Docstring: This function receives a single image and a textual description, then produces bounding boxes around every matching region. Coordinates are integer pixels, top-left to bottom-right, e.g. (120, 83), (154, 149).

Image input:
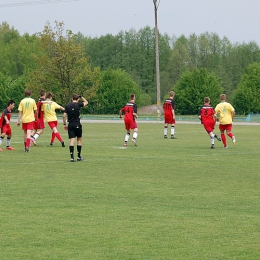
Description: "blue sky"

(1, 0), (260, 44)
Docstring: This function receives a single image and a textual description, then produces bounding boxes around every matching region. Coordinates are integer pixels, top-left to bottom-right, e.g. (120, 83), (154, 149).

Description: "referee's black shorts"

(68, 122), (82, 139)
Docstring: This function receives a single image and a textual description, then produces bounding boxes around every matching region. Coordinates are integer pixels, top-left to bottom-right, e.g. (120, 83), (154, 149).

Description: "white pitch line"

(112, 146), (127, 149)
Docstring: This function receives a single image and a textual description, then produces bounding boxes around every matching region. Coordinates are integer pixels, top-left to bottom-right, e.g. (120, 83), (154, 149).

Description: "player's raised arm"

(79, 96), (88, 107)
(41, 100), (53, 104)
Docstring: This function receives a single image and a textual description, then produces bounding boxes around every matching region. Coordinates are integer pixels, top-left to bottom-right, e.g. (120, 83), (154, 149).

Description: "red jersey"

(163, 98), (175, 117)
(37, 97), (45, 119)
(163, 97), (176, 124)
(0, 108), (12, 128)
(120, 102), (137, 123)
(199, 104), (215, 125)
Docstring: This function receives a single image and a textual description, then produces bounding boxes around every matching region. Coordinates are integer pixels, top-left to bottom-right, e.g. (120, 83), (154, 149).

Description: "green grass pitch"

(0, 122), (260, 259)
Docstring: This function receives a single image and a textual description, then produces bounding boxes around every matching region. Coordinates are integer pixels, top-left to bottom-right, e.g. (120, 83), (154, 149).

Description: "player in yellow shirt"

(17, 89), (37, 152)
(215, 94), (236, 148)
(42, 93), (65, 147)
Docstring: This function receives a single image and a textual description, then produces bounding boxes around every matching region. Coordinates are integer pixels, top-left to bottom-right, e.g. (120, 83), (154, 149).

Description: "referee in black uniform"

(63, 94), (88, 162)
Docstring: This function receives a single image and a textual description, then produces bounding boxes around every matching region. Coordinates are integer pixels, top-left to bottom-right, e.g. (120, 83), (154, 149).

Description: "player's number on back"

(46, 104), (51, 111)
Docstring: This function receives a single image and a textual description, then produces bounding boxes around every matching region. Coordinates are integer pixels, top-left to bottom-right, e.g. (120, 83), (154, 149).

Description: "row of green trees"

(1, 21), (260, 114)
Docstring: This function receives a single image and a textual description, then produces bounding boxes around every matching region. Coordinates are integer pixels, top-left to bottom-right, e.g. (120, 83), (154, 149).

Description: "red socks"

(221, 133), (226, 146)
(50, 132), (63, 143)
(227, 132), (233, 138)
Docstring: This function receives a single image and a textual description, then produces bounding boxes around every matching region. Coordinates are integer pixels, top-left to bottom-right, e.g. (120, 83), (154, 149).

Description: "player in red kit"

(198, 97), (221, 149)
(163, 91), (177, 139)
(119, 93), (138, 147)
(0, 100), (15, 151)
(30, 89), (46, 146)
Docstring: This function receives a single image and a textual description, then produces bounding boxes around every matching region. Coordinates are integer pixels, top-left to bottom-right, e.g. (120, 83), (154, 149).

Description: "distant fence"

(243, 113), (260, 122)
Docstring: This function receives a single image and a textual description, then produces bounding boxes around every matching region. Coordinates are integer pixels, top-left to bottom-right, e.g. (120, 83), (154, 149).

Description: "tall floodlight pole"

(153, 0), (161, 116)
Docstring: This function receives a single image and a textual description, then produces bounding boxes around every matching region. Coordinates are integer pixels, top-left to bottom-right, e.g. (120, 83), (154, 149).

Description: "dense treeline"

(1, 21), (260, 114)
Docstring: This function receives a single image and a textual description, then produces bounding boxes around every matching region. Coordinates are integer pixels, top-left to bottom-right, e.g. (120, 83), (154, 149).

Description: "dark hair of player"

(7, 100), (15, 106)
(72, 94), (80, 100)
(40, 89), (46, 96)
(46, 93), (53, 99)
(130, 93), (135, 100)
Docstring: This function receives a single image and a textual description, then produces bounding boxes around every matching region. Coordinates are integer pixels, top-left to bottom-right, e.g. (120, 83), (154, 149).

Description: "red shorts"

(48, 121), (58, 129)
(203, 122), (215, 133)
(22, 122), (34, 131)
(164, 116), (176, 124)
(124, 121), (138, 131)
(33, 118), (45, 130)
(219, 124), (232, 131)
(1, 124), (12, 136)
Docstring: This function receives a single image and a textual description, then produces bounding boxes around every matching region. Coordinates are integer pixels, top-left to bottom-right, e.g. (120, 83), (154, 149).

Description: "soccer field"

(1, 122), (260, 259)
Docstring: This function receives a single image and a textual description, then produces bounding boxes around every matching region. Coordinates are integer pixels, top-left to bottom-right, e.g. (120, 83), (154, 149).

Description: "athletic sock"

(51, 132), (55, 143)
(0, 137), (3, 146)
(125, 133), (130, 143)
(210, 134), (214, 145)
(164, 126), (167, 136)
(77, 145), (82, 158)
(6, 137), (11, 147)
(55, 132), (63, 142)
(221, 133), (227, 146)
(34, 133), (40, 140)
(227, 132), (233, 139)
(26, 138), (30, 148)
(171, 126), (175, 136)
(69, 146), (74, 159)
